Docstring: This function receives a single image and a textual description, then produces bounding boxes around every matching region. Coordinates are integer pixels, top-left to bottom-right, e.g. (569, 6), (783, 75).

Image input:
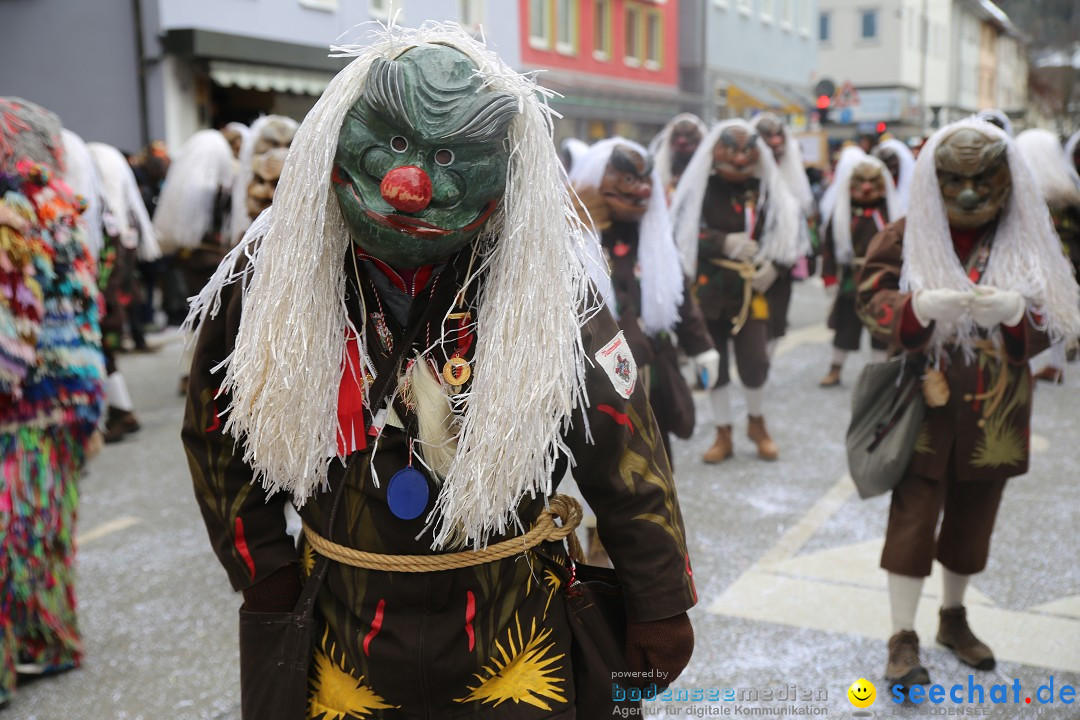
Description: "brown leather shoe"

(104, 407), (141, 444)
(937, 606), (995, 670)
(703, 425), (733, 464)
(1033, 366), (1064, 384)
(747, 416), (778, 460)
(819, 363), (843, 387)
(885, 629), (931, 688)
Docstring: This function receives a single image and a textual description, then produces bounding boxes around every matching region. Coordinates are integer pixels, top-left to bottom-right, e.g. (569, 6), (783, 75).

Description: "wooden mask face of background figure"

(851, 160), (886, 205)
(246, 147), (287, 219)
(670, 119), (703, 169)
(934, 128), (1011, 230)
(711, 126), (760, 184)
(600, 144), (653, 223)
(755, 113), (786, 163)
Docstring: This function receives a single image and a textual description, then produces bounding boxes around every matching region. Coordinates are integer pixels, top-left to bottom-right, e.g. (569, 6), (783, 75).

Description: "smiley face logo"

(848, 678), (876, 708)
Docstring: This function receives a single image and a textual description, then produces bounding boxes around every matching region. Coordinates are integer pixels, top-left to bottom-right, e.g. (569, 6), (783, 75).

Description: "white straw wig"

(153, 129), (235, 254)
(874, 138), (915, 215)
(187, 22), (601, 550)
(569, 137), (683, 336)
(649, 113), (707, 194)
(560, 137), (589, 173)
(88, 142), (162, 261)
(819, 146), (897, 266)
(60, 129), (104, 259)
(670, 118), (804, 276)
(1015, 129), (1080, 210)
(900, 118), (1080, 359)
(229, 115), (298, 245)
(752, 115), (815, 216)
(975, 109), (1013, 137)
(1066, 130), (1080, 169)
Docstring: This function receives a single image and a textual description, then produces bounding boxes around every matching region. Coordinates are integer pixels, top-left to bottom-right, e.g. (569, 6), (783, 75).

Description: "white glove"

(693, 348), (721, 390)
(722, 232), (759, 263)
(751, 261), (779, 294)
(970, 287), (1025, 328)
(910, 289), (973, 327)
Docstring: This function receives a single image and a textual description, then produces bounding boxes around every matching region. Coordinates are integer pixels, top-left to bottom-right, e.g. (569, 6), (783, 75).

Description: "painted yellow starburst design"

(456, 614), (567, 711)
(300, 541), (316, 579)
(308, 629), (397, 719)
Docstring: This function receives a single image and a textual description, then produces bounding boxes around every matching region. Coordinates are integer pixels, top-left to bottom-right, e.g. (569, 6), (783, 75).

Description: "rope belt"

(301, 494), (584, 572)
(710, 258), (759, 334)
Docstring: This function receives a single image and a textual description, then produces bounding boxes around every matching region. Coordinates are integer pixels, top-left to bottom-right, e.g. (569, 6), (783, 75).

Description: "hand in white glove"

(693, 348), (721, 390)
(970, 287), (1025, 328)
(722, 232), (759, 263)
(751, 261), (779, 294)
(910, 289), (973, 327)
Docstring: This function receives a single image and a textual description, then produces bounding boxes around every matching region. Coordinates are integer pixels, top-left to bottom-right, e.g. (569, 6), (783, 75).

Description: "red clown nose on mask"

(380, 165), (433, 213)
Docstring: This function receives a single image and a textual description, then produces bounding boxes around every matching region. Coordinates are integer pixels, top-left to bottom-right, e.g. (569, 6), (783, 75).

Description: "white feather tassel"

(408, 355), (458, 482)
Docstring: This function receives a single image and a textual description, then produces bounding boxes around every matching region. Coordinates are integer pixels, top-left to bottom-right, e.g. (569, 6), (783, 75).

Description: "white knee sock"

(941, 567), (970, 609)
(870, 349), (888, 363)
(105, 372), (134, 412)
(767, 338), (778, 358)
(888, 573), (925, 633)
(710, 384), (733, 426)
(745, 386), (765, 417)
(831, 348), (848, 367)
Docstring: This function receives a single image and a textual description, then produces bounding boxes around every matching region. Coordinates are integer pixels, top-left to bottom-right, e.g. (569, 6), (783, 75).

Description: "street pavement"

(9, 279), (1080, 719)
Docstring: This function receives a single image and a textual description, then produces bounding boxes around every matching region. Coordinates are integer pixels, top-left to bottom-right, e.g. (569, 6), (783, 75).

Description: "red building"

(518, 0), (686, 145)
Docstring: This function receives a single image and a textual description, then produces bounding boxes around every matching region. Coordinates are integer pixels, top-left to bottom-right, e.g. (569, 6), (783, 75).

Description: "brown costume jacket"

(856, 218), (1050, 483)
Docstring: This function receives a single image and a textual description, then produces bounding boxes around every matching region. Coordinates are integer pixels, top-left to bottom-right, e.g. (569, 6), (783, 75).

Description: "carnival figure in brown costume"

(183, 26), (695, 719)
(650, 113), (706, 201)
(856, 118), (1080, 690)
(671, 119), (804, 462)
(818, 147), (897, 386)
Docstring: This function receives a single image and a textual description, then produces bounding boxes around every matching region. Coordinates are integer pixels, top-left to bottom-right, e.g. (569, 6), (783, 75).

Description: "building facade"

(680, 0), (820, 126)
(816, 0), (1027, 139)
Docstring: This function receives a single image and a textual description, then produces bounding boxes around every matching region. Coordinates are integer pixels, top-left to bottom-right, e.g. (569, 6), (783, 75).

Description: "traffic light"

(876, 121), (887, 134)
(817, 95), (832, 125)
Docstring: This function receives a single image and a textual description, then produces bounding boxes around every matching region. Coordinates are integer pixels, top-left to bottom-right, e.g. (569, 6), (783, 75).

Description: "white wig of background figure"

(901, 118), (1080, 361)
(229, 115), (298, 245)
(1015, 129), (1080, 210)
(560, 137), (589, 173)
(1066, 130), (1080, 171)
(649, 113), (707, 194)
(751, 114), (815, 217)
(60, 129), (104, 259)
(975, 109), (1013, 137)
(569, 137), (684, 336)
(670, 118), (805, 277)
(873, 138), (916, 215)
(186, 22), (602, 550)
(88, 143), (162, 262)
(819, 146), (897, 266)
(153, 129), (235, 254)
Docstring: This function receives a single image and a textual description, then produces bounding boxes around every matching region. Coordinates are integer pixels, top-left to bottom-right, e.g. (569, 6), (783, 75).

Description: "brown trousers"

(881, 472), (1007, 578)
(705, 317), (770, 389)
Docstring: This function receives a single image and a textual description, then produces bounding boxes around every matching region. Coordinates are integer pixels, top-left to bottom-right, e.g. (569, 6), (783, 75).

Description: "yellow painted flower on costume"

(456, 614), (567, 711)
(308, 630), (397, 719)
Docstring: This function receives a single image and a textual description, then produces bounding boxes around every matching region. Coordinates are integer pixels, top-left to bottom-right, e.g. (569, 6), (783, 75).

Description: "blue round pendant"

(386, 467), (430, 521)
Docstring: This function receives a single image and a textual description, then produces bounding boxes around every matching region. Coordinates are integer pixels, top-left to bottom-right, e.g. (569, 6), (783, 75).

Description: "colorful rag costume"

(183, 25), (695, 719)
(0, 98), (105, 705)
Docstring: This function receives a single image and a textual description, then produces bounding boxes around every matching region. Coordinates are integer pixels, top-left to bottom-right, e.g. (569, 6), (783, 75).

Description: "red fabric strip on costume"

(363, 598), (386, 656)
(233, 517), (256, 581)
(356, 249), (435, 297)
(597, 404), (635, 434)
(337, 332), (367, 457)
(464, 590), (476, 651)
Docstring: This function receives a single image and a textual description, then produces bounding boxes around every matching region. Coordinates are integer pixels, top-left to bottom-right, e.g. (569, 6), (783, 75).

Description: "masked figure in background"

(753, 113), (815, 352)
(183, 27), (695, 719)
(874, 138), (915, 216)
(1015, 129), (1080, 384)
(0, 98), (105, 708)
(244, 148), (288, 225)
(222, 122), (249, 160)
(818, 148), (897, 386)
(85, 142), (163, 441)
(650, 113), (706, 201)
(153, 129), (236, 395)
(569, 138), (718, 461)
(229, 115), (298, 244)
(856, 119), (1080, 690)
(671, 119), (803, 463)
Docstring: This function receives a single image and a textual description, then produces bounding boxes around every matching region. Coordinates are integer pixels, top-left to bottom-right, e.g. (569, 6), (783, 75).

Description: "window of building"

(860, 9), (878, 40)
(760, 0), (773, 24)
(780, 0), (794, 29)
(555, 0), (577, 54)
(625, 4), (641, 66)
(530, 0), (552, 48)
(645, 10), (662, 68)
(819, 11), (830, 42)
(460, 0), (483, 30)
(594, 0), (612, 59)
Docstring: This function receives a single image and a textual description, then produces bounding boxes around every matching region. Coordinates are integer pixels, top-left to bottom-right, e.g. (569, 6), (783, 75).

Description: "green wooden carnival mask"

(332, 45), (518, 268)
(934, 128), (1011, 230)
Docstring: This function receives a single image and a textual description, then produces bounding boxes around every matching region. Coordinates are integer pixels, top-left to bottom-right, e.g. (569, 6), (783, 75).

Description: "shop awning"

(209, 60), (335, 96)
(726, 81), (783, 113)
